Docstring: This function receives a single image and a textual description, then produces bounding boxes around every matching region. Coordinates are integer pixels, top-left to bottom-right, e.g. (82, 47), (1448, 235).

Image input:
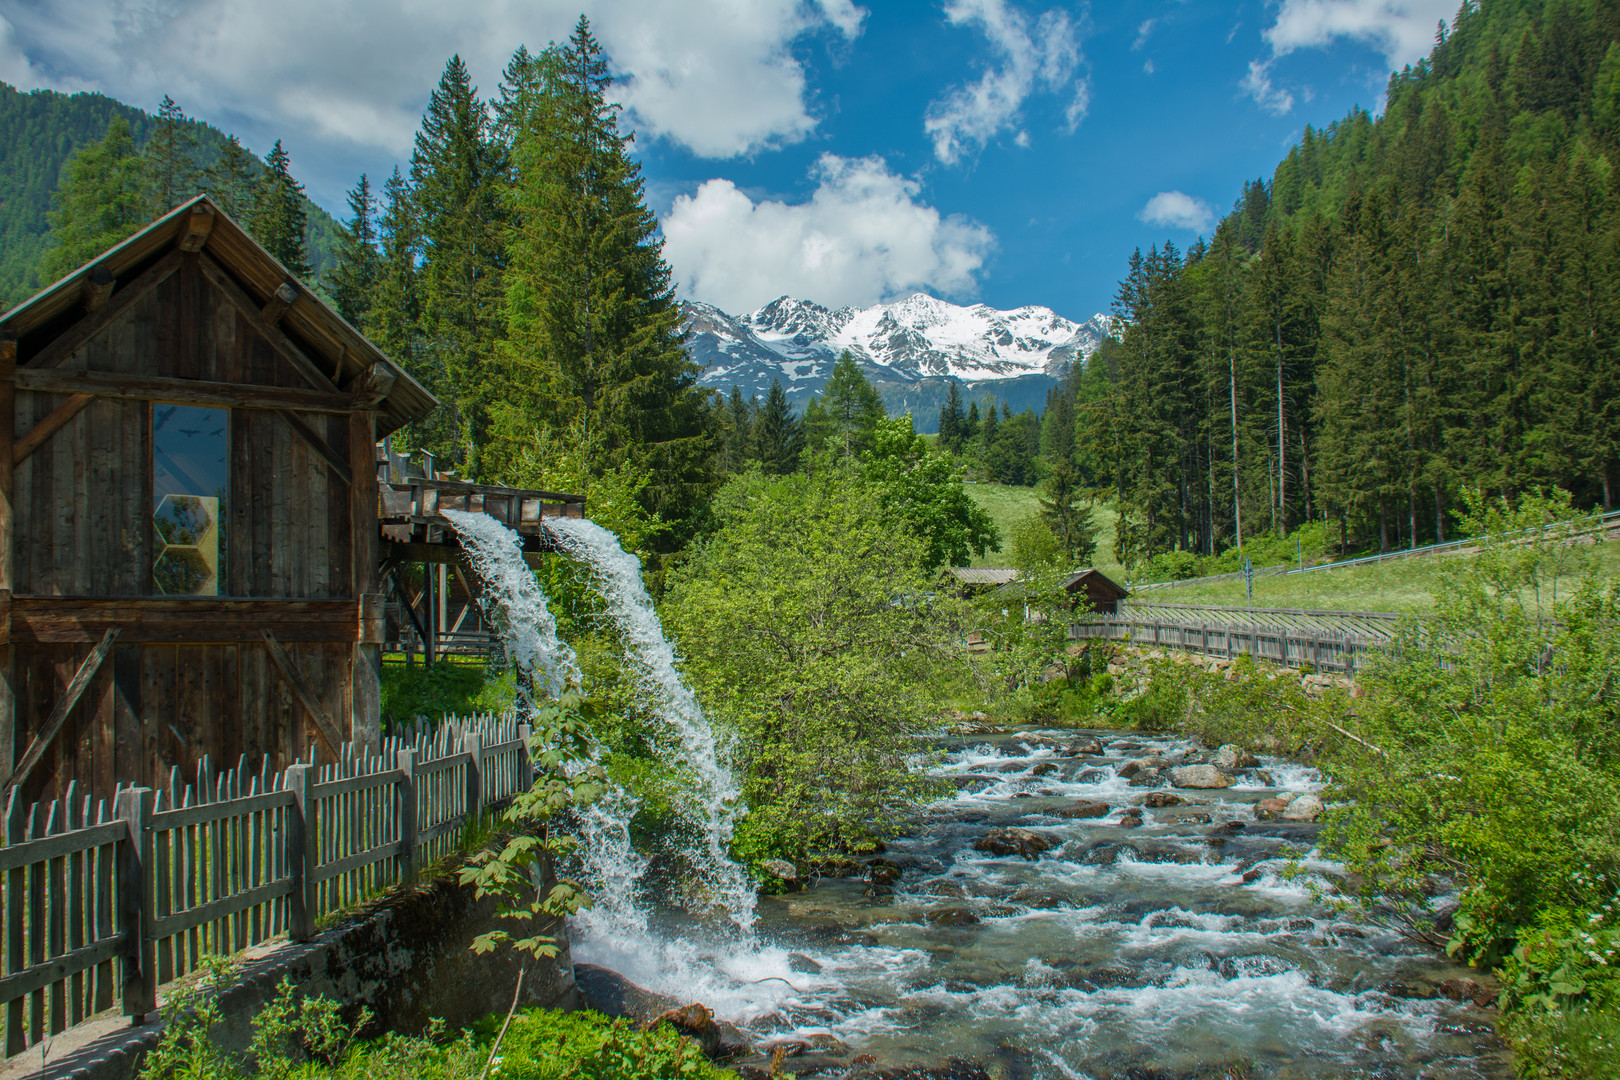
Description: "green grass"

(962, 483), (1125, 578)
(379, 656), (515, 729)
(1134, 536), (1620, 614)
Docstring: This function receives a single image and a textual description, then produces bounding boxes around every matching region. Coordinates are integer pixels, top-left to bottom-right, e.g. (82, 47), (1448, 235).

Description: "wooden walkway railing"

(0, 714), (535, 1059)
(1070, 607), (1398, 675)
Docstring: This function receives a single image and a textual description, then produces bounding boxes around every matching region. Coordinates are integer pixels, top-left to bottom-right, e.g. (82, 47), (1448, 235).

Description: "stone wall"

(2, 860), (577, 1080)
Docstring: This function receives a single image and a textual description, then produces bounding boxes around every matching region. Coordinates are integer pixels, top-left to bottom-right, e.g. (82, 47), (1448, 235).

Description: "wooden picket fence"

(0, 714), (535, 1059)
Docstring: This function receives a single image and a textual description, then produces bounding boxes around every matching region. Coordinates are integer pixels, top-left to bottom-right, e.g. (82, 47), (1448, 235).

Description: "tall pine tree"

(250, 140), (310, 277)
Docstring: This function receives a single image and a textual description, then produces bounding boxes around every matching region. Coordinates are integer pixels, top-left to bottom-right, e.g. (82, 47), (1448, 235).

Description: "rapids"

(573, 724), (1512, 1079)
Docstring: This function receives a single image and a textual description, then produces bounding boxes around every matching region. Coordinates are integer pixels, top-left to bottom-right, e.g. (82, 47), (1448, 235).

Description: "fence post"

(516, 724), (535, 791)
(465, 726), (484, 817)
(114, 787), (154, 1024)
(286, 765), (317, 941)
(396, 750), (417, 888)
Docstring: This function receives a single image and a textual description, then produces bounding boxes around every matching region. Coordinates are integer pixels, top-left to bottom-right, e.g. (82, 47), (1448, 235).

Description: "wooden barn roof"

(0, 195), (435, 438)
(945, 566), (1020, 586)
(1062, 568), (1129, 600)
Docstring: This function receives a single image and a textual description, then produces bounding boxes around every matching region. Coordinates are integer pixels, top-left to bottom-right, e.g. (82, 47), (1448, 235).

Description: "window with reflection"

(152, 404), (228, 595)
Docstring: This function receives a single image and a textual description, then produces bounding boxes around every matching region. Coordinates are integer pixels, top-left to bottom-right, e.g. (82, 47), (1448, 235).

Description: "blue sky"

(1, 0), (1459, 321)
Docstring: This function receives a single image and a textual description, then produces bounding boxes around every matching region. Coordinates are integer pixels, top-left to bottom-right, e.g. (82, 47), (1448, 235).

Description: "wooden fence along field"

(1070, 600), (1404, 675)
(0, 714), (534, 1059)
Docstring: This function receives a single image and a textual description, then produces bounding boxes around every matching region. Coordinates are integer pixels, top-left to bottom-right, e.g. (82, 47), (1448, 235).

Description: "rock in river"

(1214, 744), (1260, 770)
(1282, 794), (1326, 821)
(1169, 764), (1236, 789)
(758, 858), (805, 890)
(973, 826), (1053, 859)
(1053, 799), (1112, 819)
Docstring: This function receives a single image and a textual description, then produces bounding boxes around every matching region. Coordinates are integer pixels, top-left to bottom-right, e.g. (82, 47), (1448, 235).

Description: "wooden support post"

(4, 790), (23, 1053)
(423, 561), (436, 670)
(396, 750), (417, 887)
(516, 724), (534, 791)
(4, 628), (119, 800)
(349, 408), (381, 752)
(0, 334), (13, 794)
(115, 786), (154, 1024)
(285, 764), (317, 941)
(81, 264), (115, 312)
(465, 726), (483, 816)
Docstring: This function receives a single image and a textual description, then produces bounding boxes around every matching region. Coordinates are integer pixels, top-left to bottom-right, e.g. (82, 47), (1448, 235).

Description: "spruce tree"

(937, 380), (965, 451)
(754, 380), (805, 475)
(250, 140), (310, 277)
(412, 54), (507, 468)
(494, 21), (710, 532)
(1039, 455), (1096, 566)
(328, 173), (381, 327)
(206, 135), (258, 220)
(803, 351), (885, 458)
(39, 117), (147, 281)
(143, 94), (199, 216)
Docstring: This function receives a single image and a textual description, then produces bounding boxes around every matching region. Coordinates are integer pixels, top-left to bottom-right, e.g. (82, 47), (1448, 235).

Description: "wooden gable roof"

(0, 195), (435, 438)
(1062, 568), (1129, 601)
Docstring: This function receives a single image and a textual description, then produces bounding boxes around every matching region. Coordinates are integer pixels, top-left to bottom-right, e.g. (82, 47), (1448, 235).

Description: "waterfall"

(439, 508), (650, 930)
(438, 508), (579, 699)
(543, 516), (757, 934)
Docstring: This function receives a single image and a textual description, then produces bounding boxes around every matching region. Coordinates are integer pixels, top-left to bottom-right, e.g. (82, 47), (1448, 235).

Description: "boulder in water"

(1168, 764), (1236, 789)
(1438, 977), (1498, 1008)
(1067, 736), (1105, 756)
(1053, 799), (1112, 819)
(1127, 767), (1163, 787)
(1031, 762), (1060, 776)
(1253, 794), (1296, 820)
(1282, 794), (1326, 821)
(974, 826), (1053, 859)
(1117, 808), (1145, 828)
(1142, 792), (1185, 808)
(1157, 810), (1212, 825)
(758, 858), (805, 891)
(1073, 767), (1109, 784)
(1213, 744), (1260, 770)
(925, 905), (981, 927)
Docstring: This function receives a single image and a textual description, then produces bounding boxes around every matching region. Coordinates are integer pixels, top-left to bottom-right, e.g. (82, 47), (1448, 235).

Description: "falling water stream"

(440, 511), (1508, 1078)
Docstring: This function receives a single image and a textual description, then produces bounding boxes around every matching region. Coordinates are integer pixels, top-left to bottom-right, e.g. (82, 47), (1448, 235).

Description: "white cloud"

(1241, 60), (1295, 114)
(662, 154), (995, 313)
(1265, 0), (1457, 69)
(1138, 191), (1214, 232)
(0, 0), (863, 165)
(1133, 18), (1156, 51)
(924, 0), (1090, 165)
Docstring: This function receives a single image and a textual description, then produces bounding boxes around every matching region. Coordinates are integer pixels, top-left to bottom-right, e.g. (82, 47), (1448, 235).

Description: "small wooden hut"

(0, 196), (584, 804)
(1062, 569), (1129, 615)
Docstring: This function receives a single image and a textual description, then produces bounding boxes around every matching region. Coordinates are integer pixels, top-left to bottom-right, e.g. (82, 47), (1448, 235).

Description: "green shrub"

(480, 1008), (736, 1080)
(380, 661), (515, 729)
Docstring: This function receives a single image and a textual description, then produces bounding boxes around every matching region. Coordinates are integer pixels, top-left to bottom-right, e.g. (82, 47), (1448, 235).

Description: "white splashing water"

(439, 508), (579, 699)
(544, 515), (757, 935)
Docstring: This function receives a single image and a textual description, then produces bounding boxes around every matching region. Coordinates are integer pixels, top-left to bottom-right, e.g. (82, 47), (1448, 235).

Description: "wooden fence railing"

(1070, 613), (1388, 674)
(0, 714), (535, 1059)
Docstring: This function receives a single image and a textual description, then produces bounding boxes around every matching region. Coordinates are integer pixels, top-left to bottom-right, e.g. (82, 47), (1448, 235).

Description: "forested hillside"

(1065, 0), (1620, 571)
(0, 82), (343, 307)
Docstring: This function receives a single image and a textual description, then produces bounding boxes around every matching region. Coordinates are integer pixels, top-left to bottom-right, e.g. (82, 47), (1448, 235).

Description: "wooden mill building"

(0, 196), (583, 805)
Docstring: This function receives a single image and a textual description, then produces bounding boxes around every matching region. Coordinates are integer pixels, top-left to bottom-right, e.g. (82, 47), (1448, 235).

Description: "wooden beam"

(350, 361), (396, 407)
(260, 280), (299, 325)
(28, 250), (184, 370)
(350, 407), (382, 749)
(81, 264), (114, 312)
(276, 409), (352, 486)
(0, 337), (12, 790)
(382, 540), (549, 568)
(7, 596), (362, 644)
(178, 204), (215, 252)
(14, 368), (353, 414)
(260, 630), (344, 760)
(1, 628), (118, 798)
(12, 393), (93, 466)
(193, 253), (340, 394)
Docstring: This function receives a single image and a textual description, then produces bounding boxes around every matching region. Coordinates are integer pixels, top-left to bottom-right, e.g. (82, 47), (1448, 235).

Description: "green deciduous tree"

(664, 467), (964, 860)
(860, 415), (999, 571)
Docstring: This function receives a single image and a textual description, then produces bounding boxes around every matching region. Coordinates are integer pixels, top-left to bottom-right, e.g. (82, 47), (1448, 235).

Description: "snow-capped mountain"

(682, 294), (1113, 428)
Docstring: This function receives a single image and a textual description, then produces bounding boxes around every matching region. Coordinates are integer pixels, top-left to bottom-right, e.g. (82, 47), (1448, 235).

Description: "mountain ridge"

(681, 293), (1112, 431)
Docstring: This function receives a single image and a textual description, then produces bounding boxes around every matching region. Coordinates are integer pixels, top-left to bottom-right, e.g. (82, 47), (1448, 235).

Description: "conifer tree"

(803, 351), (886, 458)
(494, 21), (709, 533)
(250, 140), (310, 277)
(328, 173), (381, 327)
(412, 54), (507, 468)
(754, 380), (805, 475)
(39, 117), (147, 280)
(143, 94), (199, 216)
(206, 135), (258, 220)
(937, 380), (965, 451)
(1039, 455), (1096, 565)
